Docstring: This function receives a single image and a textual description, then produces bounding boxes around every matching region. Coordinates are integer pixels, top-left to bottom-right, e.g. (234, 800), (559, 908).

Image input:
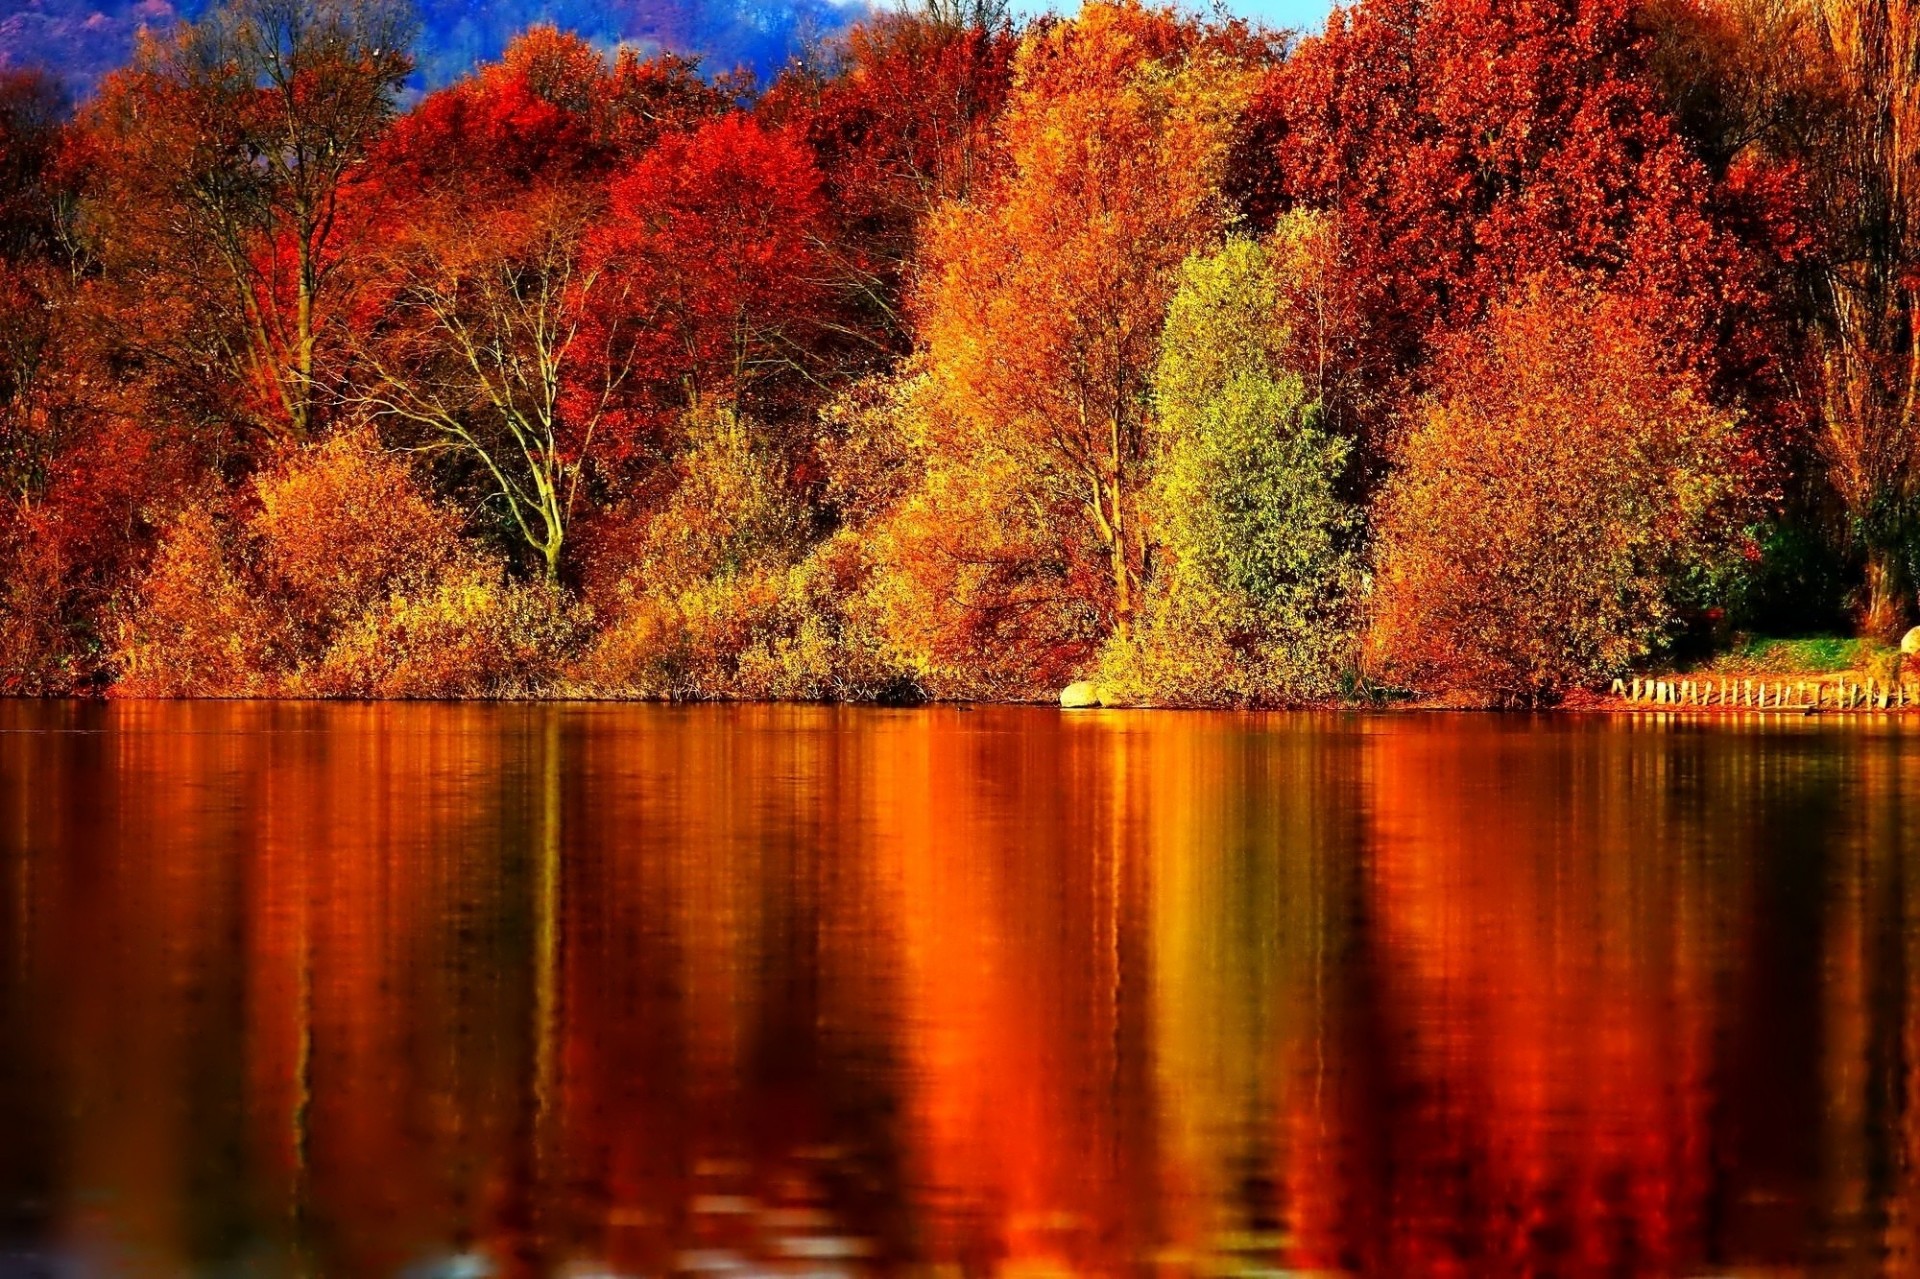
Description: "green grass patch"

(1697, 635), (1894, 676)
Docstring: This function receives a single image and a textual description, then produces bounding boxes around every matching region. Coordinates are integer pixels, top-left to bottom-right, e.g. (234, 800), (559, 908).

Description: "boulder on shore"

(1903, 627), (1920, 656)
(1059, 681), (1102, 709)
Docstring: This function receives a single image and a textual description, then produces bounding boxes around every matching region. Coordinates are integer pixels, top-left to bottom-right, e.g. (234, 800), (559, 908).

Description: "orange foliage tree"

(1799, 0), (1920, 634)
(894, 1), (1262, 692)
(1373, 285), (1743, 701)
(1646, 0), (1920, 635)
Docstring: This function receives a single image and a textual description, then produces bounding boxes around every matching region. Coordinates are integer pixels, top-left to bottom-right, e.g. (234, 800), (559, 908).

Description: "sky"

(1251, 0), (1331, 26)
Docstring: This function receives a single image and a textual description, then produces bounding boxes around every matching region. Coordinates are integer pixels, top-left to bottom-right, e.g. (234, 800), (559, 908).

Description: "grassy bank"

(1691, 636), (1902, 680)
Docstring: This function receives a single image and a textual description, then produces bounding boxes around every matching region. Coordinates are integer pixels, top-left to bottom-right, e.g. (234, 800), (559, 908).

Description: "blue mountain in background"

(0, 0), (870, 97)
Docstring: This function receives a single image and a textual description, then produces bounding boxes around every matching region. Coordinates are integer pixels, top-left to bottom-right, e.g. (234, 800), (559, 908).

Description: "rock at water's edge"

(1902, 627), (1920, 656)
(1060, 681), (1102, 709)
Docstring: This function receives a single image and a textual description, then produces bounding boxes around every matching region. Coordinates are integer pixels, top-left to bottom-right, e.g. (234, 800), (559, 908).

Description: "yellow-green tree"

(898, 1), (1259, 692)
(1103, 226), (1361, 704)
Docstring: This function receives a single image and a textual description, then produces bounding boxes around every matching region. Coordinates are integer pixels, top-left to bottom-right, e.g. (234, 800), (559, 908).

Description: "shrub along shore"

(3, 0), (1919, 707)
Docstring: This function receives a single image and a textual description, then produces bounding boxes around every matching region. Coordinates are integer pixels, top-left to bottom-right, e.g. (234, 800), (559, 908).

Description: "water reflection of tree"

(1818, 727), (1920, 1271)
(19, 708), (1920, 1275)
(1143, 715), (1365, 1272)
(1344, 719), (1737, 1274)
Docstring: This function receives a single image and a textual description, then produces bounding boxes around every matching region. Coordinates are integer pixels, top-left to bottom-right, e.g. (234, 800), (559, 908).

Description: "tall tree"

(762, 0), (1018, 353)
(352, 190), (623, 581)
(1799, 0), (1920, 634)
(78, 0), (413, 444)
(0, 70), (65, 264)
(909, 1), (1257, 658)
(583, 114), (832, 437)
(1238, 0), (1781, 459)
(350, 32), (745, 582)
(0, 70), (71, 510)
(1670, 0), (1920, 634)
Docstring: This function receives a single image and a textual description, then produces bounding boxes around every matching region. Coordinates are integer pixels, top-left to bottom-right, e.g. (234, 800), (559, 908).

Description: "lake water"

(3, 702), (1919, 1276)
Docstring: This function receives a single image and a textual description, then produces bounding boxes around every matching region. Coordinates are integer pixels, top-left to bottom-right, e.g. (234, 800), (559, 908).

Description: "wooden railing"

(1610, 676), (1914, 710)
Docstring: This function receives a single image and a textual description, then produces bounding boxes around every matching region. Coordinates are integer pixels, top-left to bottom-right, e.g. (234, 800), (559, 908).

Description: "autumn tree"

(0, 70), (69, 509)
(1649, 0), (1920, 635)
(373, 27), (729, 205)
(1101, 227), (1362, 704)
(118, 429), (578, 696)
(1790, 0), (1920, 635)
(903, 0), (1257, 684)
(345, 32), (746, 582)
(584, 113), (832, 436)
(0, 70), (90, 687)
(1238, 0), (1781, 458)
(1373, 285), (1743, 701)
(0, 70), (65, 263)
(351, 190), (625, 581)
(762, 0), (1017, 352)
(76, 0), (412, 444)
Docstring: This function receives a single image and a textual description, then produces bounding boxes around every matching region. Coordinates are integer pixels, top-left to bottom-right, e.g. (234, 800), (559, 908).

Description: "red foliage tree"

(1236, 0), (1801, 467)
(761, 7), (1018, 354)
(72, 0), (413, 443)
(373, 27), (730, 207)
(0, 67), (200, 689)
(583, 114), (832, 439)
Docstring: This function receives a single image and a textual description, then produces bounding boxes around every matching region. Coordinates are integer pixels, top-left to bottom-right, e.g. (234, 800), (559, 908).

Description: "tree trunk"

(1107, 480), (1131, 643)
(293, 264), (314, 441)
(1862, 542), (1910, 639)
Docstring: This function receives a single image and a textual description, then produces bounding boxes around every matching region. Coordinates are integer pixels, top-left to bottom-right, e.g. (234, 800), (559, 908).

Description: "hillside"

(0, 0), (867, 95)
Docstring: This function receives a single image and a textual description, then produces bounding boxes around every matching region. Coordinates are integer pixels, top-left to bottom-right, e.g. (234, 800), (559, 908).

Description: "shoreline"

(6, 687), (1920, 719)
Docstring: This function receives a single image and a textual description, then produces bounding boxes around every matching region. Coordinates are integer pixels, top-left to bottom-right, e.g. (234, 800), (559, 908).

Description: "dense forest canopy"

(0, 0), (1912, 704)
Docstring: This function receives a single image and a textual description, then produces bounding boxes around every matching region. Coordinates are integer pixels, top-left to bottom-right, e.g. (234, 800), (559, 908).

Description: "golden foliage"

(311, 570), (580, 698)
(904, 0), (1256, 685)
(116, 503), (287, 697)
(252, 427), (468, 633)
(116, 430), (580, 697)
(574, 406), (911, 699)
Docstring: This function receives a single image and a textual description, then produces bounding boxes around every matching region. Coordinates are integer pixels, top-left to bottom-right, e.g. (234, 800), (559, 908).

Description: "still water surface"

(2, 701), (1918, 1275)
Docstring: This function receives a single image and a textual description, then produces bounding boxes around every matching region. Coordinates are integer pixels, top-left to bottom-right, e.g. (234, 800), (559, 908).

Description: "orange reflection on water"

(5, 704), (1920, 1275)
